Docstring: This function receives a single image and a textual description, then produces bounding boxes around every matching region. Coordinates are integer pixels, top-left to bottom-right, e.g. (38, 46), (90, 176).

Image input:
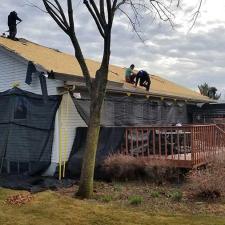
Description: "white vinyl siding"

(0, 48), (87, 176)
(51, 93), (87, 164)
(0, 48), (63, 94)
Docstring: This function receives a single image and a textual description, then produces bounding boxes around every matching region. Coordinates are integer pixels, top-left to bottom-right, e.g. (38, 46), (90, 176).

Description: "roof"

(0, 37), (212, 102)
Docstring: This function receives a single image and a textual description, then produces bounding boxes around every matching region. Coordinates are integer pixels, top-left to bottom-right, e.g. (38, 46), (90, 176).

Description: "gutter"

(59, 83), (214, 104)
(53, 74), (214, 103)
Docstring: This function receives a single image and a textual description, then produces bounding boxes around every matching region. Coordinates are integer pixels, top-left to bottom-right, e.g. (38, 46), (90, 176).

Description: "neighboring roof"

(0, 37), (212, 102)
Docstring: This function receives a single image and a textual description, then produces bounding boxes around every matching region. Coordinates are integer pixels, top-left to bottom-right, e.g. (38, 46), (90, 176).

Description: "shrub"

(113, 183), (123, 192)
(150, 191), (161, 198)
(187, 159), (225, 200)
(128, 195), (143, 205)
(102, 153), (182, 183)
(169, 190), (183, 202)
(101, 195), (113, 203)
(102, 154), (144, 181)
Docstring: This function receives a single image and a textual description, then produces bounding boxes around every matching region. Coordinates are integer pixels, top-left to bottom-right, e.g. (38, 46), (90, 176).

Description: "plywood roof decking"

(0, 37), (211, 102)
(0, 37), (123, 83)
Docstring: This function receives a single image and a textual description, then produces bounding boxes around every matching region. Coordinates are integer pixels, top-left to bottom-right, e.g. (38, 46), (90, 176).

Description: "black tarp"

(72, 93), (188, 127)
(0, 175), (75, 193)
(68, 93), (188, 178)
(0, 88), (61, 175)
(67, 127), (125, 178)
(189, 103), (225, 123)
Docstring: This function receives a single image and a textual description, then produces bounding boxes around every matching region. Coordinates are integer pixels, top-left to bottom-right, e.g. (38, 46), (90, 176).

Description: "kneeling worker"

(125, 64), (136, 84)
(135, 70), (151, 91)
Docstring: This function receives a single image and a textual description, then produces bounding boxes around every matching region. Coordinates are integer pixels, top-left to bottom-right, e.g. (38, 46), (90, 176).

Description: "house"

(0, 37), (214, 177)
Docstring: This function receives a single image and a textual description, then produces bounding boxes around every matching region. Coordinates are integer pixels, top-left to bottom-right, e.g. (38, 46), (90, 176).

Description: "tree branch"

(55, 0), (69, 28)
(118, 8), (145, 42)
(188, 0), (203, 32)
(106, 0), (112, 25)
(100, 0), (107, 24)
(83, 0), (105, 38)
(67, 0), (92, 92)
(23, 1), (47, 13)
(89, 0), (107, 28)
(42, 0), (92, 93)
(43, 1), (69, 33)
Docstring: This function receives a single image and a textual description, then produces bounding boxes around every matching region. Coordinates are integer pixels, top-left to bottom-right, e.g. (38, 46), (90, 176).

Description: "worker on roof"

(125, 64), (136, 84)
(8, 11), (22, 40)
(135, 70), (151, 91)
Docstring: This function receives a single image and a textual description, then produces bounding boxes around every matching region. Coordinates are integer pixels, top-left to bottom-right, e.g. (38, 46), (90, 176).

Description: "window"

(14, 98), (27, 120)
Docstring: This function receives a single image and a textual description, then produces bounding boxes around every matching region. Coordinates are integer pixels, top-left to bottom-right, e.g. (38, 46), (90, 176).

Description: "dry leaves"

(5, 193), (33, 206)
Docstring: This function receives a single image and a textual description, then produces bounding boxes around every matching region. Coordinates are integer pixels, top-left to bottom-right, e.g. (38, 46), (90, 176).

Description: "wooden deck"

(119, 124), (225, 168)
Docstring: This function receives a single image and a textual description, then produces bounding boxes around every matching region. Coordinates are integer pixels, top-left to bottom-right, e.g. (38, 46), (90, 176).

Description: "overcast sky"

(0, 0), (225, 99)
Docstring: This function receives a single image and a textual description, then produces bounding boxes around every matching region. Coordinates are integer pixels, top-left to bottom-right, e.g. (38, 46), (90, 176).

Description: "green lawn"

(0, 188), (225, 225)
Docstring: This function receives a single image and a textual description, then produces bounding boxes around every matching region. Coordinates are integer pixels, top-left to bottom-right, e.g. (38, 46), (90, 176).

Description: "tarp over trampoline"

(0, 88), (61, 175)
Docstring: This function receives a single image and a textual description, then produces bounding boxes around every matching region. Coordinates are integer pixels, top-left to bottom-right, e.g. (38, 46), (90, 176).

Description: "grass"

(1, 188), (225, 225)
(101, 195), (113, 202)
(169, 190), (183, 202)
(150, 190), (161, 198)
(113, 183), (123, 192)
(128, 195), (143, 205)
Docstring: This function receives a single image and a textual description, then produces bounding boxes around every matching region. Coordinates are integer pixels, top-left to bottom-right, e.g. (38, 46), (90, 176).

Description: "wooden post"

(142, 129), (144, 156)
(153, 128), (156, 158)
(171, 128), (174, 159)
(159, 129), (161, 158)
(191, 126), (195, 167)
(125, 128), (128, 155)
(136, 128), (139, 157)
(184, 128), (187, 161)
(177, 128), (180, 161)
(165, 129), (168, 159)
(147, 128), (150, 156)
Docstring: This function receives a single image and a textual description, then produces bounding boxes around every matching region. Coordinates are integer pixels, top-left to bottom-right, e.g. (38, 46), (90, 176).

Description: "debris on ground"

(5, 193), (33, 206)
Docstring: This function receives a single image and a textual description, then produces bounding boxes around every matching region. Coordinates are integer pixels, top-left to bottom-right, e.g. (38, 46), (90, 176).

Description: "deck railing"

(216, 123), (225, 132)
(120, 124), (225, 168)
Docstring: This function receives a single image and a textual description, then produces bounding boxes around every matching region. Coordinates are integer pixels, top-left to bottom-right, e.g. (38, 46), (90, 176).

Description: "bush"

(187, 160), (225, 200)
(169, 190), (183, 202)
(113, 183), (123, 192)
(102, 153), (182, 183)
(101, 195), (113, 203)
(102, 154), (145, 181)
(128, 195), (143, 205)
(150, 191), (161, 198)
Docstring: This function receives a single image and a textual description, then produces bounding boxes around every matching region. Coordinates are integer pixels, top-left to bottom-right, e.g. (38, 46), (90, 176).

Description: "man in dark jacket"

(8, 11), (22, 40)
(135, 70), (151, 91)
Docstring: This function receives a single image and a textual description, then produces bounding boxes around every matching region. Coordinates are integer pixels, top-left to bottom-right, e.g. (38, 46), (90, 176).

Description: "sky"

(0, 0), (225, 99)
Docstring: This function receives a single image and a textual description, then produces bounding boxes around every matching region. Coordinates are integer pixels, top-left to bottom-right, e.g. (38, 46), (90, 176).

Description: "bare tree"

(198, 83), (221, 100)
(198, 83), (210, 96)
(41, 0), (202, 198)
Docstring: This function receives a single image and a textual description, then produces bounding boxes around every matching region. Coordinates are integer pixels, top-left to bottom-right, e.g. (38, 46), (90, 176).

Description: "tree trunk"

(76, 97), (102, 198)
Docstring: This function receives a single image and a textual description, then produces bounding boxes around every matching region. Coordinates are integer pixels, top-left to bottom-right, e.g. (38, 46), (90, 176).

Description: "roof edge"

(62, 83), (214, 103)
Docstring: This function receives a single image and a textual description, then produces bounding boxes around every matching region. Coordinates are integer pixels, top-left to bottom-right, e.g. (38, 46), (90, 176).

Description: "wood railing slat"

(120, 124), (225, 169)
